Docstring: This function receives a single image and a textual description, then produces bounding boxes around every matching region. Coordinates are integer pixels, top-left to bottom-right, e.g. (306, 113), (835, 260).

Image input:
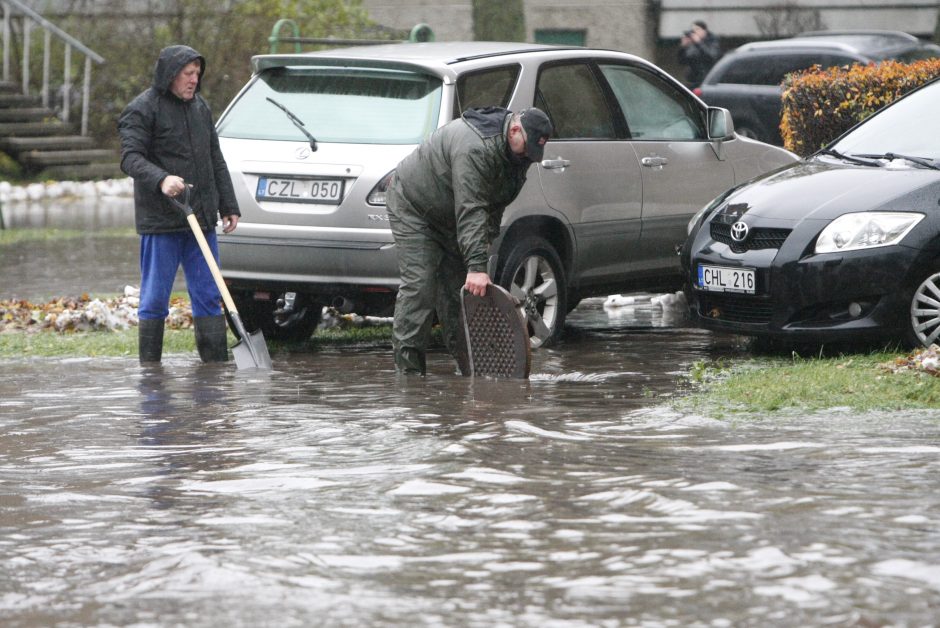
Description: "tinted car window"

(217, 67), (442, 144)
(454, 65), (520, 118)
(717, 53), (833, 86)
(599, 64), (705, 140)
(826, 54), (862, 68)
(896, 45), (940, 62)
(535, 62), (615, 139)
(715, 55), (768, 84)
(769, 54), (830, 83)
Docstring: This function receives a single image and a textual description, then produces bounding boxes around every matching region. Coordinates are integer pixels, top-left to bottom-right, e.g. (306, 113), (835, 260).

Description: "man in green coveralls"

(387, 106), (553, 374)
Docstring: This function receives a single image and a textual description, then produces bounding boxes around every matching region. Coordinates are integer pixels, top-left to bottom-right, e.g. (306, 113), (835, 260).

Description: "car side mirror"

(707, 107), (735, 141)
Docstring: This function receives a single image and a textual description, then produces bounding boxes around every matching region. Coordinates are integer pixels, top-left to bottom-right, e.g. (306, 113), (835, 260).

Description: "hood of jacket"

(152, 45), (205, 96)
(462, 106), (510, 139)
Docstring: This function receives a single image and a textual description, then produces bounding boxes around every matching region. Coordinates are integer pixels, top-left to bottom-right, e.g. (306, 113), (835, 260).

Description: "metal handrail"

(1, 0), (104, 135)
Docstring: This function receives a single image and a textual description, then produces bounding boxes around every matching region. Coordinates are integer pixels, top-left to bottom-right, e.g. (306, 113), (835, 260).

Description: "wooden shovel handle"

(167, 185), (239, 315)
(186, 213), (239, 315)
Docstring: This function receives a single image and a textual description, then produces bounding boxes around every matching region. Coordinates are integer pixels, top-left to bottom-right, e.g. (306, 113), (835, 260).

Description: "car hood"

(723, 159), (940, 222)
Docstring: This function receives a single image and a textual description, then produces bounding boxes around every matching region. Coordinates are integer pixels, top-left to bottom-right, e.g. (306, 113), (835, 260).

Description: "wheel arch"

(494, 215), (574, 285)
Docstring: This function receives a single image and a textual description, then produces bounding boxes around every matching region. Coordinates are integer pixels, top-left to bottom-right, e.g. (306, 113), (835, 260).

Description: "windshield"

(218, 66), (442, 144)
(832, 80), (940, 161)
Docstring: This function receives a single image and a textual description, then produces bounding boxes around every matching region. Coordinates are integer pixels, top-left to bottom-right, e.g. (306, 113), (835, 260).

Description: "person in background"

(387, 106), (553, 375)
(118, 45), (240, 365)
(678, 20), (722, 88)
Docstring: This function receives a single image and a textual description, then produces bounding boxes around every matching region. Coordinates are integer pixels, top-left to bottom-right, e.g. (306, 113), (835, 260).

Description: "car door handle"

(641, 156), (669, 168)
(541, 158), (570, 171)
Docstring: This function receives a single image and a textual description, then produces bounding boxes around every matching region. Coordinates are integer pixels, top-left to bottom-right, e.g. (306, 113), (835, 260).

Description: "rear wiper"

(854, 152), (940, 171)
(266, 97), (317, 152)
(816, 147), (882, 167)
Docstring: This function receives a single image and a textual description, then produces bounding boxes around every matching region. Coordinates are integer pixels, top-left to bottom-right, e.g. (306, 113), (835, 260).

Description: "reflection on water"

(0, 196), (176, 300)
(2, 308), (939, 626)
(1, 195), (134, 231)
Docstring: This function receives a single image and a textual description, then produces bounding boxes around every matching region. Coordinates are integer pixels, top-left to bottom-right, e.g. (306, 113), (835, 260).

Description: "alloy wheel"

(910, 271), (940, 346)
(507, 254), (559, 349)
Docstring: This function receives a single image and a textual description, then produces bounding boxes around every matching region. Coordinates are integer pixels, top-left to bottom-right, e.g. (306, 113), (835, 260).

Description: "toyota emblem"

(294, 146), (311, 160)
(730, 221), (749, 242)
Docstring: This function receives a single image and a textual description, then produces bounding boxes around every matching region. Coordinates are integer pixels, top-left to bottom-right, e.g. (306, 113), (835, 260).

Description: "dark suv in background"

(696, 30), (940, 145)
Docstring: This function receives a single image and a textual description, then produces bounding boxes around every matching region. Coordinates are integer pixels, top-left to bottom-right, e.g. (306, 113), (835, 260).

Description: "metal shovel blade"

(231, 328), (273, 370)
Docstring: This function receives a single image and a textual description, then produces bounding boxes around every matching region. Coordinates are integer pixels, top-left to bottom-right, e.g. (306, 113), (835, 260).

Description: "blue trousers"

(139, 231), (222, 320)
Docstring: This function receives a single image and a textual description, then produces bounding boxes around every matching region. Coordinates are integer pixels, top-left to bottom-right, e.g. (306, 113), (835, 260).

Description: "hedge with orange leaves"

(780, 58), (940, 157)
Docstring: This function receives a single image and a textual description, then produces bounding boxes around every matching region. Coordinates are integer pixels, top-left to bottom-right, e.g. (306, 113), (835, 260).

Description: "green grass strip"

(0, 324), (393, 359)
(678, 352), (940, 415)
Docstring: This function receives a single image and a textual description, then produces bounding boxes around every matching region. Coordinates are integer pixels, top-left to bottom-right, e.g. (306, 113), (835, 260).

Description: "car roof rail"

(796, 29), (920, 44)
(735, 39), (858, 54)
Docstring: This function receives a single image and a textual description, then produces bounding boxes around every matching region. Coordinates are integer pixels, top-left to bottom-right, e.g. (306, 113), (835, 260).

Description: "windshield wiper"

(853, 152), (940, 171)
(266, 97), (317, 152)
(816, 147), (882, 167)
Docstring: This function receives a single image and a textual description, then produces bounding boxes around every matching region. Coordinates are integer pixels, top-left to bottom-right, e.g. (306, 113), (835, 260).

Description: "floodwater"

(2, 197), (940, 626)
(0, 195), (176, 300)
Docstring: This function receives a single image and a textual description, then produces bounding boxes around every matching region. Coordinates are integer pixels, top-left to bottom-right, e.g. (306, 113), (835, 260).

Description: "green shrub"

(780, 58), (940, 156)
(0, 150), (23, 179)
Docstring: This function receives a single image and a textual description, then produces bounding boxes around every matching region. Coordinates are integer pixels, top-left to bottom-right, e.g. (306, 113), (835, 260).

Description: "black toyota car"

(682, 77), (940, 347)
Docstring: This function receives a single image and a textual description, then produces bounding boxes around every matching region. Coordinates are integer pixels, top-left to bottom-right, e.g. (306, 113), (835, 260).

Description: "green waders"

(389, 188), (465, 375)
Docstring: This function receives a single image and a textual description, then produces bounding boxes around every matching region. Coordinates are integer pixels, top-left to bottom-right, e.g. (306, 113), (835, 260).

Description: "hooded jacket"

(390, 106), (531, 272)
(118, 45), (239, 234)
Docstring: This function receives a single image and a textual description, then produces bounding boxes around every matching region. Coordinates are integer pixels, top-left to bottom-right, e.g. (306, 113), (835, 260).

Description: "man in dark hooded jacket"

(388, 106), (552, 374)
(118, 45), (240, 364)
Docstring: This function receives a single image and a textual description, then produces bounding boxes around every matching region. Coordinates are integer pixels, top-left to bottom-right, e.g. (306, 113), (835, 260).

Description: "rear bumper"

(218, 233), (400, 314)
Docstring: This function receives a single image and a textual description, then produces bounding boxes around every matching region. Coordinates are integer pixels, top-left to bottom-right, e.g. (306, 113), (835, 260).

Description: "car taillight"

(367, 170), (395, 206)
(692, 87), (703, 97)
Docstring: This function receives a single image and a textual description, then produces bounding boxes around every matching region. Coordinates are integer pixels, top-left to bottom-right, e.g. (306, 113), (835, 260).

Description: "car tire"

(907, 268), (940, 348)
(497, 236), (567, 349)
(228, 291), (322, 342)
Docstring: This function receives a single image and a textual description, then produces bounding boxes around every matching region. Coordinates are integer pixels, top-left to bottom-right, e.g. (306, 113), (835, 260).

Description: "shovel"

(168, 186), (272, 370)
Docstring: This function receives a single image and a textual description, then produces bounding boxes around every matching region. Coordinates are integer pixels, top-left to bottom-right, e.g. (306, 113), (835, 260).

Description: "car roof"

(250, 41), (582, 76)
(731, 30), (926, 59)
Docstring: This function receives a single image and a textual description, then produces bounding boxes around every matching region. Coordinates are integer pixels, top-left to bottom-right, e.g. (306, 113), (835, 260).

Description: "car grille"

(698, 293), (773, 325)
(710, 223), (791, 253)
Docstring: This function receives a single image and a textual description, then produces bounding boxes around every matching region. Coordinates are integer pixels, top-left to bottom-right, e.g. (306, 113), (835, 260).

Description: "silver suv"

(215, 42), (796, 346)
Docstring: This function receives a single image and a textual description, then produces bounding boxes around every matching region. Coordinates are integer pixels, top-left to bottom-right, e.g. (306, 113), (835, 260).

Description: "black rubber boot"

(194, 315), (229, 363)
(138, 318), (165, 364)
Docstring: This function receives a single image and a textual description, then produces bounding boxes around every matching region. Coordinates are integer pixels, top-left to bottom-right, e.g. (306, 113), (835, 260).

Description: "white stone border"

(0, 177), (134, 203)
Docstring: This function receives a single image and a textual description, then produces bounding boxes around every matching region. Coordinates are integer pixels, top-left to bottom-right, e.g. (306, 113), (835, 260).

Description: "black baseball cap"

(518, 108), (552, 162)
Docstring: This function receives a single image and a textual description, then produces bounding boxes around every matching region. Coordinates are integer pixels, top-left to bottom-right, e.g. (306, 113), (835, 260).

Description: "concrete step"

(38, 161), (124, 181)
(1, 135), (95, 153)
(20, 148), (118, 167)
(0, 121), (77, 138)
(0, 93), (42, 108)
(0, 107), (57, 122)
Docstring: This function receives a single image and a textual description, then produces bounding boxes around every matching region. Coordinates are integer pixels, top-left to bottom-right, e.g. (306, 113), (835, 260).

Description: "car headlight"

(815, 212), (924, 254)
